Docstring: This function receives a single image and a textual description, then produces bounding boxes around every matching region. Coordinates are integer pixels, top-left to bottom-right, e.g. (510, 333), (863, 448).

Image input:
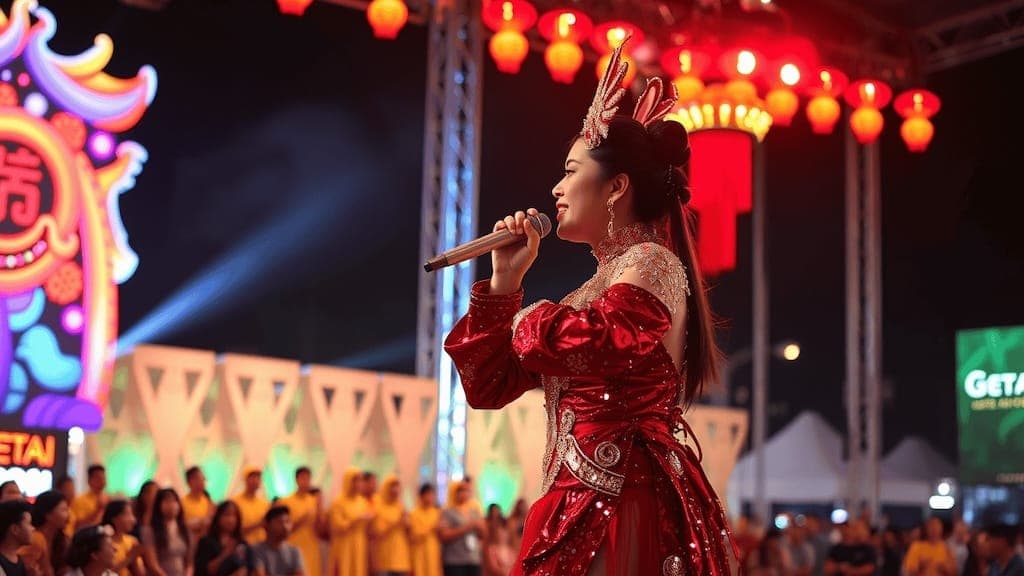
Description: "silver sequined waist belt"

(545, 407), (628, 496)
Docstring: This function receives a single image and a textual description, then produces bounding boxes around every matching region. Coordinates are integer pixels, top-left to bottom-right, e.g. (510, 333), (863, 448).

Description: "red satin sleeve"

(444, 280), (539, 409)
(511, 282), (672, 378)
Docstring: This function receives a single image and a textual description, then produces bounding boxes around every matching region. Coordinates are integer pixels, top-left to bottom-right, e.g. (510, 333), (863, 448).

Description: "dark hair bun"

(648, 120), (690, 167)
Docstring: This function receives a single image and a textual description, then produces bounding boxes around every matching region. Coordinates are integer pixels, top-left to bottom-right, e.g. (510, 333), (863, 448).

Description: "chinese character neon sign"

(0, 0), (156, 430)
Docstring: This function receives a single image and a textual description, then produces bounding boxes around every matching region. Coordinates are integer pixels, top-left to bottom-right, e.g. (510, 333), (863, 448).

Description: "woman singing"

(444, 39), (734, 576)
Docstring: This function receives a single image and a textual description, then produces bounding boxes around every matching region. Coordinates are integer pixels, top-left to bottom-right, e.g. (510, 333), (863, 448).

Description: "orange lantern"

(482, 0), (538, 74)
(843, 79), (892, 144)
(660, 45), (711, 103)
(718, 47), (762, 111)
(367, 0), (408, 39)
(277, 0), (313, 16)
(591, 21), (644, 87)
(805, 67), (848, 134)
(538, 9), (593, 84)
(765, 62), (802, 126)
(894, 89), (941, 152)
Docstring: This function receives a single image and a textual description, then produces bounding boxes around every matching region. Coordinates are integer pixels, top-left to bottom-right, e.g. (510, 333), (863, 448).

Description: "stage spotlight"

(330, 335), (417, 369)
(119, 106), (387, 353)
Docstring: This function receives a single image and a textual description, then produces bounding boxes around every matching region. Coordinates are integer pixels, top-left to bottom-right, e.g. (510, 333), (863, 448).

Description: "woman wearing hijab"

(327, 469), (374, 576)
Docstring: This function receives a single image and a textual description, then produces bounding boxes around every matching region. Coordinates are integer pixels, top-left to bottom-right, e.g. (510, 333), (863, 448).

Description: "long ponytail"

(667, 201), (720, 406)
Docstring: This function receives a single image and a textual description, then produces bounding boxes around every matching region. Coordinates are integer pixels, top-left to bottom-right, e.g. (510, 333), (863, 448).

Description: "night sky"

(11, 0), (1023, 461)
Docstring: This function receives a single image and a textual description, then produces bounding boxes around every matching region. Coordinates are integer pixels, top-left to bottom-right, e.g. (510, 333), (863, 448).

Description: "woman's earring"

(607, 201), (615, 236)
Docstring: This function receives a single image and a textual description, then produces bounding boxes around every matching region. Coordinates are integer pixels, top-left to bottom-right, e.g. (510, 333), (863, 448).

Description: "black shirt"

(828, 543), (878, 568)
(194, 536), (256, 576)
(0, 553), (26, 576)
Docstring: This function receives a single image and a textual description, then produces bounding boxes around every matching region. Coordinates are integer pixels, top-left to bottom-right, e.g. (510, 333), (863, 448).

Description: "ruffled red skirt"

(513, 422), (735, 576)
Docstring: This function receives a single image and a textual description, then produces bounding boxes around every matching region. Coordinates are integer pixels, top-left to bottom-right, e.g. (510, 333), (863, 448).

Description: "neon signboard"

(0, 0), (156, 431)
(957, 325), (1024, 484)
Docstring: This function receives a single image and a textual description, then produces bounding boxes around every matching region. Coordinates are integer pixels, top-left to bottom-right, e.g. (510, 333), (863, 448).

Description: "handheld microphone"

(423, 213), (552, 272)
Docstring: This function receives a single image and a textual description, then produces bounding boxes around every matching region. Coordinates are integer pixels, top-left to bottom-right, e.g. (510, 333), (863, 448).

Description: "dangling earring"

(607, 200), (616, 236)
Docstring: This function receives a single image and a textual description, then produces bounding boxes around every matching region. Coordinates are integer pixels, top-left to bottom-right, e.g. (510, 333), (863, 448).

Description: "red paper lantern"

(762, 35), (819, 87)
(367, 0), (408, 39)
(894, 89), (940, 117)
(849, 107), (884, 144)
(804, 67), (848, 134)
(672, 75), (705, 103)
(544, 41), (583, 84)
(590, 21), (644, 86)
(844, 79), (892, 144)
(765, 87), (798, 126)
(277, 0), (313, 16)
(661, 45), (710, 103)
(660, 45), (711, 78)
(764, 60), (802, 126)
(894, 89), (941, 152)
(899, 116), (935, 152)
(806, 95), (841, 134)
(490, 29), (530, 73)
(538, 9), (593, 83)
(482, 0), (538, 32)
(719, 47), (763, 81)
(482, 0), (538, 74)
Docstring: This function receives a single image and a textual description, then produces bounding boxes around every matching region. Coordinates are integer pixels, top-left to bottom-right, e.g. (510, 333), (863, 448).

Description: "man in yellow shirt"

(232, 466), (270, 543)
(72, 465), (108, 530)
(181, 466), (214, 542)
(279, 466), (321, 576)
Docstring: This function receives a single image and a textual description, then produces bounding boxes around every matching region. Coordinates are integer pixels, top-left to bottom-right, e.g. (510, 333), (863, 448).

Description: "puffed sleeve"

(511, 282), (672, 378)
(444, 280), (540, 409)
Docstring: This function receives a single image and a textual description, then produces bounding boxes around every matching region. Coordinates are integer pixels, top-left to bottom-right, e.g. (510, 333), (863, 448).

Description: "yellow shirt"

(279, 492), (321, 576)
(327, 495), (371, 576)
(373, 502), (411, 572)
(62, 507), (76, 539)
(112, 533), (140, 576)
(71, 492), (104, 529)
(408, 506), (441, 576)
(232, 492), (270, 543)
(181, 492), (214, 536)
(904, 540), (956, 576)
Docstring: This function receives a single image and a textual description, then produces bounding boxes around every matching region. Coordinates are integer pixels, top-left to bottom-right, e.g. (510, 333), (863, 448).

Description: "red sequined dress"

(444, 222), (735, 576)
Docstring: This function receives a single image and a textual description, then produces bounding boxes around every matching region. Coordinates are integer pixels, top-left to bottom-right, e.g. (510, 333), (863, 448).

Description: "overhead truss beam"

(913, 0), (1024, 73)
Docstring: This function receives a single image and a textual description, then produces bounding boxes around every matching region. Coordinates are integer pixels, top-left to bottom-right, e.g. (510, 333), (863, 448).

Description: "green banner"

(956, 326), (1024, 484)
